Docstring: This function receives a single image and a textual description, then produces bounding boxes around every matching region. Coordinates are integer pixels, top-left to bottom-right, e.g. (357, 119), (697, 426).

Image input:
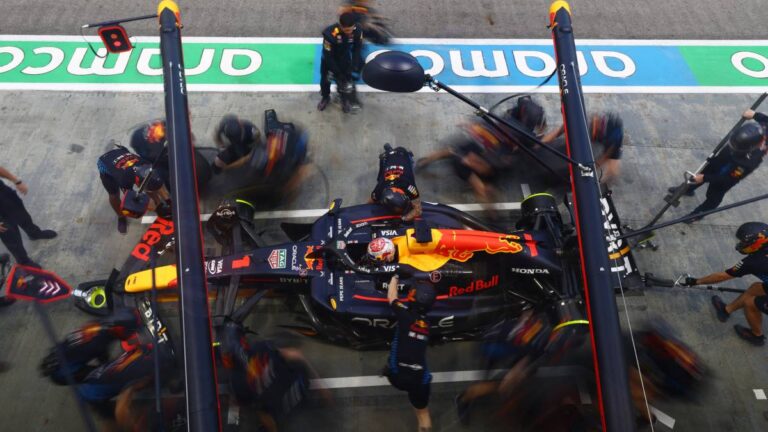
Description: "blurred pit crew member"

(370, 144), (422, 222)
(0, 165), (57, 268)
(668, 122), (766, 223)
(384, 276), (437, 432)
(453, 307), (594, 429)
(318, 12), (364, 113)
(111, 378), (186, 432)
(97, 146), (169, 234)
(337, 0), (392, 44)
(416, 96), (547, 207)
(40, 308), (174, 413)
(211, 114), (262, 174)
(694, 222), (768, 345)
(627, 323), (705, 426)
(218, 319), (327, 432)
(541, 112), (625, 187)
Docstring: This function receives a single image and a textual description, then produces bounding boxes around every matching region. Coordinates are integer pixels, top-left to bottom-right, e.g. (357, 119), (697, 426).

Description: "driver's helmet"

(380, 186), (410, 214)
(729, 123), (765, 154)
(735, 221), (768, 254)
(367, 237), (396, 262)
(411, 280), (436, 313)
(133, 165), (164, 192)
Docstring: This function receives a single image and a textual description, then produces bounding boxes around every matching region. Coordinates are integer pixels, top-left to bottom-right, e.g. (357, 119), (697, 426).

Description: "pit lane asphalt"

(1, 1), (768, 431)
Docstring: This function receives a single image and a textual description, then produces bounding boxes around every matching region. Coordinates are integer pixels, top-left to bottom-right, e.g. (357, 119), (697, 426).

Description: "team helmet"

(735, 222), (768, 254)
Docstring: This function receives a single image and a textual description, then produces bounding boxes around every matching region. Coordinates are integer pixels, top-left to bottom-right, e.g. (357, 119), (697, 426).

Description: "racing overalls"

(97, 147), (145, 196)
(319, 23), (363, 100)
(385, 300), (432, 409)
(371, 146), (420, 206)
(41, 307), (174, 402)
(688, 145), (764, 216)
(219, 321), (309, 416)
(724, 249), (768, 313)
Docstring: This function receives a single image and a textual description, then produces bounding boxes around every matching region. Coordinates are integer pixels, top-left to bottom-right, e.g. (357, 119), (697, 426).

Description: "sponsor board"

(0, 36), (766, 93)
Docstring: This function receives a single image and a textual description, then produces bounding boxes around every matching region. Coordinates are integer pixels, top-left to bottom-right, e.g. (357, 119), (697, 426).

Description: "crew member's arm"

(387, 274), (400, 304)
(322, 33), (342, 77)
(540, 124), (565, 144)
(696, 151), (739, 186)
(0, 165), (27, 195)
(402, 198), (422, 222)
(595, 144), (616, 167)
(687, 272), (734, 286)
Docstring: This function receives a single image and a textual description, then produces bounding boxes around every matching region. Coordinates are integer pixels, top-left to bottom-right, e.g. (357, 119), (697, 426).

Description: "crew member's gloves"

(682, 276), (698, 287)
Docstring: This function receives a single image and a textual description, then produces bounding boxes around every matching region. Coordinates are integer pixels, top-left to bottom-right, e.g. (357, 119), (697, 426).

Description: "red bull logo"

(434, 230), (523, 262)
(304, 246), (324, 271)
(131, 217), (174, 261)
(448, 275), (499, 297)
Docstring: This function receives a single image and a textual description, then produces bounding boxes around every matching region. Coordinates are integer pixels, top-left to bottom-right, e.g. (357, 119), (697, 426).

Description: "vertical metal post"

(157, 1), (221, 430)
(548, 2), (635, 431)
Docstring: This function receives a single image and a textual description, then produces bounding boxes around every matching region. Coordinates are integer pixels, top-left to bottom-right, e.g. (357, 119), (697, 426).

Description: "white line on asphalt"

(309, 366), (616, 408)
(650, 405), (676, 429)
(5, 82), (768, 95)
(140, 201), (522, 224)
(2, 35), (768, 46)
(754, 389), (767, 400)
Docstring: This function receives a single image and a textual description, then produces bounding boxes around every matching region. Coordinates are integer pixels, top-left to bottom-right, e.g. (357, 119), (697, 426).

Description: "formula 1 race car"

(71, 191), (639, 349)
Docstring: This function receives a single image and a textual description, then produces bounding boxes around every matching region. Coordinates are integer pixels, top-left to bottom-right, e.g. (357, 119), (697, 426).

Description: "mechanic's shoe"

(117, 216), (128, 234)
(667, 186), (695, 197)
(0, 297), (16, 307)
(29, 229), (57, 240)
(341, 99), (352, 113)
(455, 392), (471, 426)
(0, 253), (8, 266)
(317, 96), (330, 111)
(711, 296), (730, 322)
(734, 324), (765, 346)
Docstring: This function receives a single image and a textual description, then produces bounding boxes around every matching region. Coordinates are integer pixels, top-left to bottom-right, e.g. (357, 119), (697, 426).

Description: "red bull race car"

(71, 192), (639, 349)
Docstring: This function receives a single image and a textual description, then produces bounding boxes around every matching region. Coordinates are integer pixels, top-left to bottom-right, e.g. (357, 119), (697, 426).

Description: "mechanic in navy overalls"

(97, 147), (166, 234)
(371, 144), (423, 222)
(317, 12), (364, 113)
(385, 275), (436, 432)
(675, 122), (766, 222)
(684, 222), (768, 345)
(211, 114), (262, 174)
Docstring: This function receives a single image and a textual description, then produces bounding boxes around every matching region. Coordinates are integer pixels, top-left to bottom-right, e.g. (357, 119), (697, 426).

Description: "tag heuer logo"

(268, 249), (287, 269)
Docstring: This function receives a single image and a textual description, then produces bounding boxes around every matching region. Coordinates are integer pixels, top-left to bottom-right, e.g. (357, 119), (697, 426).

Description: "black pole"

(620, 191), (768, 240)
(640, 92), (768, 230)
(157, 2), (221, 431)
(549, 2), (635, 431)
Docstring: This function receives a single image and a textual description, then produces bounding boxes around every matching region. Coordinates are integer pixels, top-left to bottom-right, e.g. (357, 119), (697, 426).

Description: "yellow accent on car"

(124, 265), (178, 293)
(391, 229), (450, 272)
